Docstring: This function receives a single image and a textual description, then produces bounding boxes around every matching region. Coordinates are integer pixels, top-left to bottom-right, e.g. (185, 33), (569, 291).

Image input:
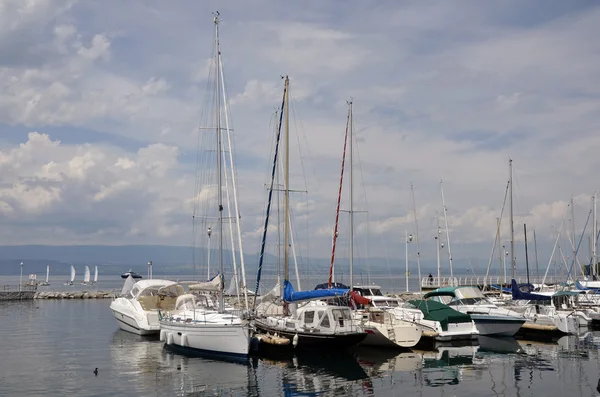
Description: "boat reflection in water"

(278, 350), (368, 396)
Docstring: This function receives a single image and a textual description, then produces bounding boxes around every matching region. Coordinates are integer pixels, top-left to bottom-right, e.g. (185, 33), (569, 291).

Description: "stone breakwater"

(34, 291), (117, 299)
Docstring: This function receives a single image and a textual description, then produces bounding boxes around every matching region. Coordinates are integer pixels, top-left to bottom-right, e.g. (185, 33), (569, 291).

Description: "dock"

(0, 285), (37, 301)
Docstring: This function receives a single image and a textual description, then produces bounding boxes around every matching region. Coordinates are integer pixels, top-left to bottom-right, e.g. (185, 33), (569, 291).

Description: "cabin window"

(320, 312), (331, 328)
(370, 289), (383, 296)
(303, 311), (315, 325)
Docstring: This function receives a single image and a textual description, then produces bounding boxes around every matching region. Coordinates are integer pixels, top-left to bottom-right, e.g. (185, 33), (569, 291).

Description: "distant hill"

(0, 244), (476, 277)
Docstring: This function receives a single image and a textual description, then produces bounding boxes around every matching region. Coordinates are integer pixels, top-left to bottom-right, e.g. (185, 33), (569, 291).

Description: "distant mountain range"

(0, 244), (478, 277)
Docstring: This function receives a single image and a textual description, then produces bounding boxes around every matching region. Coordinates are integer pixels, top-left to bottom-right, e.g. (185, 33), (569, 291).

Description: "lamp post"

(207, 227), (212, 280)
(19, 261), (23, 292)
(405, 231), (413, 292)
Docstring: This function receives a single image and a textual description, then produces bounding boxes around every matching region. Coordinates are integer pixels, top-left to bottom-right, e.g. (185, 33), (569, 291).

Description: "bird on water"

(93, 368), (98, 376)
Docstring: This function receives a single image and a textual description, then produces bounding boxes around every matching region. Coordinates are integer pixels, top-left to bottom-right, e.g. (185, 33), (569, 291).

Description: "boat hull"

(361, 322), (421, 348)
(111, 309), (158, 336)
(253, 320), (367, 349)
(470, 314), (526, 337)
(160, 321), (249, 358)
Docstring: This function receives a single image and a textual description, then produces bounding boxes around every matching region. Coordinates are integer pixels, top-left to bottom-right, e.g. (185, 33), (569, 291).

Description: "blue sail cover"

(511, 279), (550, 301)
(283, 280), (349, 303)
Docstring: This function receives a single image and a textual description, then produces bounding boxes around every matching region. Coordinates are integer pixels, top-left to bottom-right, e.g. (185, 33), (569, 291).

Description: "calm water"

(1, 297), (600, 397)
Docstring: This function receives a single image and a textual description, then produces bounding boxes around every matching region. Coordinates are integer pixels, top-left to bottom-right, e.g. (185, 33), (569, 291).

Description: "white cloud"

(0, 1), (599, 269)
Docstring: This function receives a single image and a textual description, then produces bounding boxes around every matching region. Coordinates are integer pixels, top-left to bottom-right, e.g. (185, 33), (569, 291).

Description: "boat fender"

(160, 330), (166, 342)
(166, 333), (173, 345)
(181, 334), (188, 347)
(293, 333), (299, 348)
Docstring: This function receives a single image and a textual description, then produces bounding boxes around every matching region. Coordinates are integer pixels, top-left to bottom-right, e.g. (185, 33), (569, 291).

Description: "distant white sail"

(70, 265), (76, 282)
(83, 265), (91, 283)
(45, 265), (50, 283)
(93, 266), (98, 283)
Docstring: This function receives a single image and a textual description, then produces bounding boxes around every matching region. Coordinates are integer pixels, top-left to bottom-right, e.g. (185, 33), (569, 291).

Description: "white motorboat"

(110, 278), (184, 335)
(424, 286), (526, 336)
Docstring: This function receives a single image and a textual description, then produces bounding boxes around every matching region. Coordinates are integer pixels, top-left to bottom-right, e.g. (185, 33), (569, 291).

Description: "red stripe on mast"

(328, 110), (350, 287)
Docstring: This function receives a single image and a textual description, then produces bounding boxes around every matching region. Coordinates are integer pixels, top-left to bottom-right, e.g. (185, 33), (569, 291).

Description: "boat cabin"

(129, 280), (185, 311)
(352, 285), (401, 308)
(424, 286), (490, 306)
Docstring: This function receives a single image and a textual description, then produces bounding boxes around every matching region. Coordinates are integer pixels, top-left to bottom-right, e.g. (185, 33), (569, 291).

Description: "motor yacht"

(110, 278), (184, 335)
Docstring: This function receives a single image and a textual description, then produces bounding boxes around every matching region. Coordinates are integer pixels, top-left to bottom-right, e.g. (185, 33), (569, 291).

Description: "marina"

(1, 1), (600, 396)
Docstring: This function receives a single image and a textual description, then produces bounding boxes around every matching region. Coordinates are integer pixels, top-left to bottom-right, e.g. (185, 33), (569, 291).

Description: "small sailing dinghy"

(39, 265), (50, 286)
(81, 265), (91, 285)
(64, 265), (75, 286)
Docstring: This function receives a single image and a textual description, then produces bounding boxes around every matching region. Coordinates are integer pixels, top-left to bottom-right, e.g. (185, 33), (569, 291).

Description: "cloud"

(0, 1), (599, 271)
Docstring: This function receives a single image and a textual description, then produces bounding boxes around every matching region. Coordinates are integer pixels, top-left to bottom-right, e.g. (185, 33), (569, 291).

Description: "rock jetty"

(34, 291), (117, 299)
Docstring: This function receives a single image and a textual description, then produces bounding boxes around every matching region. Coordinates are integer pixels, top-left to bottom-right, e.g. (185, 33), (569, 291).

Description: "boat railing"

(420, 276), (563, 289)
(2, 284), (37, 292)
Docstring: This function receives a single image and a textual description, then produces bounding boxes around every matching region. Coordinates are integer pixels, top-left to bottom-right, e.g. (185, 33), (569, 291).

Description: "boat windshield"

(369, 289), (384, 296)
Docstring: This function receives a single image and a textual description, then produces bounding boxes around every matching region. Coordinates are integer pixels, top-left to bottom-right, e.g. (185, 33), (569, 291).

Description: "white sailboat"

(81, 265), (91, 285)
(64, 265), (75, 286)
(93, 265), (98, 285)
(159, 12), (250, 359)
(39, 265), (50, 286)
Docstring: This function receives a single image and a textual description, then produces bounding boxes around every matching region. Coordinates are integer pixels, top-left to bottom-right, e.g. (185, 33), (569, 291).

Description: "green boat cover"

(408, 300), (472, 331)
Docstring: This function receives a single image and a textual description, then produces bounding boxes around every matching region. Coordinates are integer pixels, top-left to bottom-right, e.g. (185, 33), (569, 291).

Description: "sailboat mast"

(348, 100), (354, 292)
(214, 13), (225, 313)
(524, 223), (530, 286)
(593, 192), (597, 277)
(410, 183), (422, 292)
(509, 159), (515, 280)
(440, 180), (454, 286)
(283, 76), (290, 312)
(328, 105), (350, 287)
(436, 211), (441, 285)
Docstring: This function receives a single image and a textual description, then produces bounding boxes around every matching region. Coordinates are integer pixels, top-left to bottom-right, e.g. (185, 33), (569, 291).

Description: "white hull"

(112, 309), (158, 336)
(470, 316), (524, 336)
(361, 321), (421, 348)
(160, 322), (249, 358)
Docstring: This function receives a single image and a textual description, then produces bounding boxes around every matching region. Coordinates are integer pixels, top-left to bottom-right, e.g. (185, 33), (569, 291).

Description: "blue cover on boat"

(283, 280), (349, 303)
(511, 279), (550, 301)
(314, 282), (349, 290)
(576, 280), (600, 293)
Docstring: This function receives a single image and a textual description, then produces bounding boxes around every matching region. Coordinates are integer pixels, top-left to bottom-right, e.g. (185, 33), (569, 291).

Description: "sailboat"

(64, 265), (75, 286)
(92, 265), (98, 285)
(39, 265), (50, 286)
(327, 100), (422, 348)
(159, 12), (250, 359)
(81, 265), (91, 285)
(251, 79), (367, 351)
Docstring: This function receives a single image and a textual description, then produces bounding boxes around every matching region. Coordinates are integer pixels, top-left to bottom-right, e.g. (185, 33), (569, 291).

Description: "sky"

(1, 0), (599, 276)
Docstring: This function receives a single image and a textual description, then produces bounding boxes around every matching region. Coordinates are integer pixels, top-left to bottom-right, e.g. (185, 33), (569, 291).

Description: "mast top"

(213, 11), (220, 24)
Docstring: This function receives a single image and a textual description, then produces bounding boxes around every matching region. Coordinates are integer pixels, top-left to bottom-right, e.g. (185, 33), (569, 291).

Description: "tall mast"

(214, 12), (225, 313)
(593, 192), (597, 278)
(283, 76), (290, 315)
(436, 211), (441, 286)
(509, 159), (515, 280)
(524, 223), (530, 286)
(328, 103), (350, 287)
(440, 180), (454, 286)
(348, 100), (354, 292)
(410, 183), (422, 292)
